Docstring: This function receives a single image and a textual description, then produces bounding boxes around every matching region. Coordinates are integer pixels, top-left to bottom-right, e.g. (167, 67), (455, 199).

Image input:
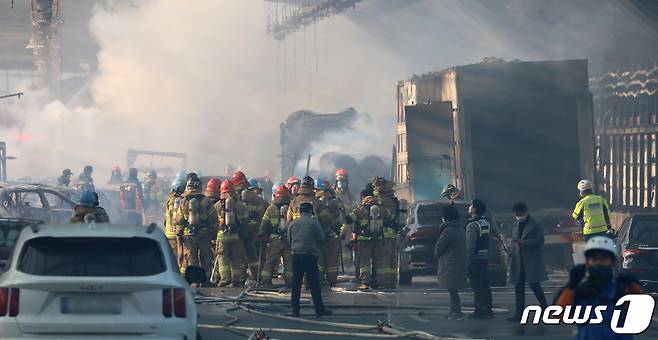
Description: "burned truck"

(280, 108), (389, 190)
(394, 59), (595, 271)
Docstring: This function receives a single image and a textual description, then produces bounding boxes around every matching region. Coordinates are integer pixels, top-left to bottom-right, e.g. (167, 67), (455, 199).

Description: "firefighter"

(241, 177), (269, 284)
(572, 179), (612, 240)
(315, 179), (345, 287)
(285, 176), (301, 197)
(259, 185), (294, 287)
(287, 176), (331, 225)
(174, 175), (218, 280)
(334, 168), (356, 209)
(107, 165), (123, 185)
(205, 178), (222, 203)
(119, 168), (144, 225)
(350, 191), (385, 290)
(555, 236), (643, 339)
(78, 165), (95, 191)
(70, 190), (110, 223)
(372, 177), (398, 289)
(165, 178), (185, 268)
(212, 180), (250, 287)
(142, 170), (165, 225)
(57, 169), (73, 186)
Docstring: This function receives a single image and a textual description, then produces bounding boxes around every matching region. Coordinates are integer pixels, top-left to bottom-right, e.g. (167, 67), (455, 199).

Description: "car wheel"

(196, 330), (203, 340)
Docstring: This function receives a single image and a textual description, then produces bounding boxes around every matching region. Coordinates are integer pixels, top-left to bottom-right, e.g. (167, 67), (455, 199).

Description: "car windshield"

(417, 205), (442, 226)
(17, 237), (166, 276)
(629, 219), (658, 246)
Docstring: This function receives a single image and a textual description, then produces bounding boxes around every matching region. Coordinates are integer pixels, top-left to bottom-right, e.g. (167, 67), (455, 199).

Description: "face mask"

(587, 265), (613, 289)
(515, 215), (527, 222)
(336, 180), (345, 189)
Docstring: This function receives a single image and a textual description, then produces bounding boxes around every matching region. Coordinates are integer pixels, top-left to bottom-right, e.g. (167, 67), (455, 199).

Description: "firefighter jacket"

(174, 189), (218, 236)
(286, 186), (331, 231)
(70, 205), (110, 223)
(373, 191), (398, 240)
(260, 196), (291, 240)
(572, 194), (610, 235)
(164, 191), (182, 239)
(334, 188), (356, 210)
(119, 179), (143, 211)
(214, 194), (249, 242)
(143, 179), (165, 207)
(350, 195), (393, 241)
(243, 191), (268, 229)
(316, 190), (347, 238)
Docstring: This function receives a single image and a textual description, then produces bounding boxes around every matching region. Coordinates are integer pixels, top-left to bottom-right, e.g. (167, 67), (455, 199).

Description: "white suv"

(0, 223), (199, 340)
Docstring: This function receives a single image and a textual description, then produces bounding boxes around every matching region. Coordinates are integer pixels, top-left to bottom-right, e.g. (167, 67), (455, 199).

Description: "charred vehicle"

(397, 201), (508, 286)
(0, 184), (75, 224)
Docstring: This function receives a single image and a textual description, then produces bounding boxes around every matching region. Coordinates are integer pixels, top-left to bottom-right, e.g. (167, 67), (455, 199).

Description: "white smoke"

(0, 0), (654, 184)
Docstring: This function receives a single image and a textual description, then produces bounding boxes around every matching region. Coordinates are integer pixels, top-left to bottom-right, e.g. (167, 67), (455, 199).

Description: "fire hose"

(197, 287), (487, 340)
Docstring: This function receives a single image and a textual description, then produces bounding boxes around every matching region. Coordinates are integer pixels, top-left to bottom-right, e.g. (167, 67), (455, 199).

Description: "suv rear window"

(417, 204), (469, 226)
(17, 237), (166, 276)
(629, 219), (658, 246)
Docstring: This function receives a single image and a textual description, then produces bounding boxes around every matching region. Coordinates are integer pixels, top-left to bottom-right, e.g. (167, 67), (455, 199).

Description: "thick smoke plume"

(0, 0), (654, 184)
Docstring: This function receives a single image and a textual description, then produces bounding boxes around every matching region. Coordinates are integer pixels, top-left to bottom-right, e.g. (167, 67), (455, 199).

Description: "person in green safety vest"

(572, 179), (612, 241)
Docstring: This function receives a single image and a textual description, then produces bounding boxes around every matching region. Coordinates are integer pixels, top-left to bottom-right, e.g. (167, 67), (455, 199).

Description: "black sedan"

(396, 200), (508, 286)
(615, 213), (658, 292)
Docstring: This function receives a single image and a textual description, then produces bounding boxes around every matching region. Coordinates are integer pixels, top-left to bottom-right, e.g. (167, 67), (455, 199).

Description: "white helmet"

(584, 236), (617, 259)
(577, 179), (593, 192)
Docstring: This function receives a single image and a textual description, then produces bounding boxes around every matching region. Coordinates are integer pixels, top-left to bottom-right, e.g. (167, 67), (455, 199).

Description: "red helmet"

(206, 178), (221, 194)
(336, 168), (348, 178)
(220, 180), (235, 193)
(285, 176), (300, 188)
(231, 171), (247, 186)
(274, 185), (291, 199)
(112, 165), (121, 172)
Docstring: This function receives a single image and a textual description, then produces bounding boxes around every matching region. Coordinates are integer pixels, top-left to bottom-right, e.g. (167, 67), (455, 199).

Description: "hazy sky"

(0, 0), (655, 183)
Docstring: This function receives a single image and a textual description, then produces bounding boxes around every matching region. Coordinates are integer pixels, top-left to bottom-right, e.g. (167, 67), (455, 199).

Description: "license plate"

(61, 295), (122, 314)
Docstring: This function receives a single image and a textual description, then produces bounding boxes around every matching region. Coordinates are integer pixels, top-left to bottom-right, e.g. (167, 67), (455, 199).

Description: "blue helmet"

(78, 190), (97, 208)
(248, 178), (260, 189)
(171, 178), (185, 193)
(193, 170), (203, 178)
(271, 181), (283, 193)
(315, 178), (328, 191)
(176, 171), (186, 181)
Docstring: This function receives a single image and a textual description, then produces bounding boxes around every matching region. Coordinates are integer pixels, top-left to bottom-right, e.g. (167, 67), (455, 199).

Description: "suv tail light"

(173, 288), (186, 318)
(162, 289), (172, 317)
(163, 288), (186, 318)
(0, 288), (19, 317)
(623, 248), (645, 257)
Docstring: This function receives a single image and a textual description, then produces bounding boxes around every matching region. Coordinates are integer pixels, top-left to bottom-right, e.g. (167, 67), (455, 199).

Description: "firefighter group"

(150, 168), (402, 289)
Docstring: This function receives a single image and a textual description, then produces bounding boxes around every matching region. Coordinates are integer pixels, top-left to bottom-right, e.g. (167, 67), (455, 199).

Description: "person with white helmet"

(572, 179), (611, 240)
(555, 236), (643, 339)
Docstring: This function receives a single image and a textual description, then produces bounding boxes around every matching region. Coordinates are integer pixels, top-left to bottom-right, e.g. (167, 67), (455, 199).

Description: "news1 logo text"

(520, 295), (655, 334)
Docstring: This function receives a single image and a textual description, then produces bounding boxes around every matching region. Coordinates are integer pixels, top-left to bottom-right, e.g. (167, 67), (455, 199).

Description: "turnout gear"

(371, 178), (399, 288)
(165, 190), (184, 269)
(334, 169), (355, 209)
(119, 170), (143, 225)
(142, 170), (165, 225)
(242, 183), (269, 283)
(174, 184), (219, 277)
(77, 190), (97, 208)
(573, 193), (611, 237)
(259, 194), (293, 286)
(212, 188), (250, 286)
(70, 205), (110, 223)
(57, 169), (73, 186)
(301, 176), (315, 188)
(315, 188), (346, 286)
(286, 176), (301, 196)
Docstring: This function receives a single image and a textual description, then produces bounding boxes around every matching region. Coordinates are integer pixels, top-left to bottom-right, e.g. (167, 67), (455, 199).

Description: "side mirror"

(184, 266), (206, 285)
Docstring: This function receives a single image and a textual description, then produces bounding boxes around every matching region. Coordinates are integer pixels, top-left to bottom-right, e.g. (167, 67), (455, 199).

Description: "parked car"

(615, 213), (658, 292)
(397, 200), (508, 286)
(0, 184), (76, 224)
(0, 222), (201, 339)
(0, 219), (41, 272)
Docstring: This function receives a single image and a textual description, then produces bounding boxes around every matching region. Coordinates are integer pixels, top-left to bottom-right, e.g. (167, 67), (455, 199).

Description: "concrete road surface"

(196, 274), (658, 339)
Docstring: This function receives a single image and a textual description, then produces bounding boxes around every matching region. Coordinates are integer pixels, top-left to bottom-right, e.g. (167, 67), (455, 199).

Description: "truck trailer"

(394, 59), (595, 271)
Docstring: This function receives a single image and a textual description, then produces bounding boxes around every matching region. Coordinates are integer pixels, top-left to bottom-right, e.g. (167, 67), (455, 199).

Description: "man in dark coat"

(507, 202), (548, 321)
(434, 205), (467, 320)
